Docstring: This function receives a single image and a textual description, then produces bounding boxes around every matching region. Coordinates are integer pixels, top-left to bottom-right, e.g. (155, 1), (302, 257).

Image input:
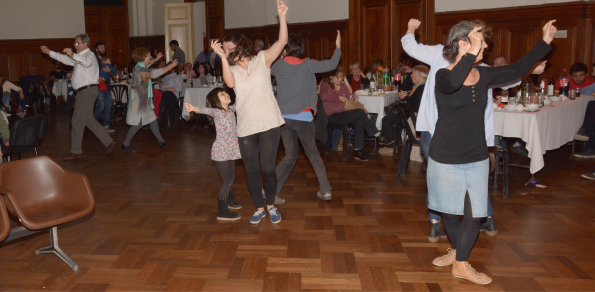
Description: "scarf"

(137, 62), (154, 110)
(409, 79), (426, 96)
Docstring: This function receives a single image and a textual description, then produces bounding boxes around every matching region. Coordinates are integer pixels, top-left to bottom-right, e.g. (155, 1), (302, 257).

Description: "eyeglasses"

(74, 42), (83, 46)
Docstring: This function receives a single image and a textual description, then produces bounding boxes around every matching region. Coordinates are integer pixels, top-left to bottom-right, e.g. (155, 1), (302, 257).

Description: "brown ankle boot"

(432, 248), (456, 267)
(452, 262), (492, 285)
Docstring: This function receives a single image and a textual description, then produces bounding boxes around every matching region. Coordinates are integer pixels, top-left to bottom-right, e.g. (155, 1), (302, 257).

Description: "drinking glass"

(508, 95), (517, 106)
(569, 89), (576, 100)
(501, 89), (509, 104)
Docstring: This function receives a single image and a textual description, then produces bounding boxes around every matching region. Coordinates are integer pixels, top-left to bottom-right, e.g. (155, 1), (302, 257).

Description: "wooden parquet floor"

(1, 108), (595, 292)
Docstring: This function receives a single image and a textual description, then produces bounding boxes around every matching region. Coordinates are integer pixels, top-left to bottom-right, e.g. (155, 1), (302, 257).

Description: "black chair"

(1, 115), (46, 162)
(491, 145), (509, 198)
(29, 82), (49, 115)
(110, 85), (128, 130)
(326, 124), (350, 161)
(396, 102), (420, 180)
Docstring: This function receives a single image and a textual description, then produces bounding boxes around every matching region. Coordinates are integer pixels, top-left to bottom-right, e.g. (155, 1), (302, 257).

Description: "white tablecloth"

(52, 80), (68, 97)
(357, 92), (400, 130)
(182, 86), (219, 120)
(494, 94), (593, 173)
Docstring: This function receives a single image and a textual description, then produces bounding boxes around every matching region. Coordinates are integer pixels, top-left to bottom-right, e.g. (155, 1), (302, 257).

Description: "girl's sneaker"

(268, 207), (281, 224)
(250, 210), (266, 224)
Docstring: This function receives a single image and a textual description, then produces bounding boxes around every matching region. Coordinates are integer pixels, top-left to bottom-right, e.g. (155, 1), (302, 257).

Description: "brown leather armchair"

(0, 155), (95, 270)
(0, 197), (9, 242)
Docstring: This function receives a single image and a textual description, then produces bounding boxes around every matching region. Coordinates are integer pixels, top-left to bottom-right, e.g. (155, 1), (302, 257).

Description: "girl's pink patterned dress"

(198, 105), (241, 161)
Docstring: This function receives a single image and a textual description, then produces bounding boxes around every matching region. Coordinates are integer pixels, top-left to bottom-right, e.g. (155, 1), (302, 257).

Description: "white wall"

(435, 0), (582, 12)
(129, 0), (184, 37)
(0, 0), (85, 40)
(193, 2), (207, 59)
(225, 0), (349, 29)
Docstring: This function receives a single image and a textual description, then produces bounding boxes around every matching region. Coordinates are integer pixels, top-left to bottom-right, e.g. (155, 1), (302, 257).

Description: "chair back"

(9, 115), (46, 149)
(30, 81), (48, 97)
(111, 85), (128, 105)
(396, 102), (418, 144)
(0, 196), (10, 241)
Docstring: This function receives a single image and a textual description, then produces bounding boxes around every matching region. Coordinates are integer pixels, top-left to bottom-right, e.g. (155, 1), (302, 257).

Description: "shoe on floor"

(121, 144), (137, 153)
(159, 142), (167, 149)
(428, 221), (447, 243)
(480, 217), (497, 236)
(268, 207), (281, 224)
(227, 193), (242, 210)
(250, 210), (266, 224)
(275, 196), (285, 205)
(511, 146), (528, 157)
(574, 148), (595, 158)
(63, 153), (81, 161)
(575, 128), (589, 141)
(216, 199), (241, 221)
(317, 191), (332, 201)
(105, 140), (117, 155)
(581, 171), (595, 180)
(377, 135), (395, 146)
(106, 128), (115, 133)
(432, 248), (456, 267)
(452, 262), (492, 285)
(354, 149), (369, 161)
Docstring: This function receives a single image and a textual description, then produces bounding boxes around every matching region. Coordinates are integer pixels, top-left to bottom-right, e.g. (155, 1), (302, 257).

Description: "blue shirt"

(282, 111), (313, 122)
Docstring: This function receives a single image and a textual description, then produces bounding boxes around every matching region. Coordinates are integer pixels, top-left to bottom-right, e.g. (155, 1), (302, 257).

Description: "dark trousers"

(238, 127), (281, 208)
(276, 119), (332, 196)
(215, 160), (235, 199)
(70, 86), (113, 154)
(327, 109), (378, 150)
(582, 101), (595, 149)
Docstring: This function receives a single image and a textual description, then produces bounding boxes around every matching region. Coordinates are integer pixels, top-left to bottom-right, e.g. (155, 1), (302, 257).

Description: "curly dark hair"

(206, 87), (227, 111)
(443, 20), (493, 63)
(285, 34), (304, 58)
(570, 62), (588, 75)
(222, 32), (253, 66)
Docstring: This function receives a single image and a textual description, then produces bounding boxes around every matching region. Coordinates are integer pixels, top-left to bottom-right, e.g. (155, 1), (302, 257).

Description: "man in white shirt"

(41, 34), (116, 161)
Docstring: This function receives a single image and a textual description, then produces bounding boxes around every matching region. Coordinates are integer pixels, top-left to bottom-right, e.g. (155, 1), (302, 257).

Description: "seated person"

(575, 96), (595, 158)
(0, 109), (10, 156)
(555, 62), (594, 92)
(49, 62), (67, 88)
(399, 58), (414, 92)
(182, 62), (196, 81)
(19, 66), (47, 93)
(320, 66), (387, 161)
(196, 62), (212, 85)
(158, 63), (183, 125)
(346, 62), (370, 91)
(0, 72), (24, 112)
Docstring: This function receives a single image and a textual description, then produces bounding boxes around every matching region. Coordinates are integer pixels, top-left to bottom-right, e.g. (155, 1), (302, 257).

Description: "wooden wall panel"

(362, 2), (390, 69)
(0, 38), (74, 82)
(206, 0), (225, 41)
(84, 5), (130, 70)
(129, 35), (166, 55)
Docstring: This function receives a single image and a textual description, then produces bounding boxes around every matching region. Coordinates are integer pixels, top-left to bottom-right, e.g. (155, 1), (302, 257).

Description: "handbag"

(344, 99), (368, 114)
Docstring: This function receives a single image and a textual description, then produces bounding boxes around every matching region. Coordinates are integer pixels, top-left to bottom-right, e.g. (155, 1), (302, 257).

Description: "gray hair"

(493, 55), (509, 65)
(349, 62), (361, 73)
(412, 68), (427, 79)
(443, 20), (478, 63)
(75, 33), (91, 47)
(255, 39), (264, 47)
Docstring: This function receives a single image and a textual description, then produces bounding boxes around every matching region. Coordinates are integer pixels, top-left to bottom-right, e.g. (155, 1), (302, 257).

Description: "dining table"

(493, 94), (594, 174)
(181, 85), (222, 120)
(51, 80), (68, 97)
(357, 91), (400, 130)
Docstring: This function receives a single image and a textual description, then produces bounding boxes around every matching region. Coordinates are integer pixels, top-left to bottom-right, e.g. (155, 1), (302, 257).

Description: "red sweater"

(320, 82), (350, 115)
(555, 77), (594, 90)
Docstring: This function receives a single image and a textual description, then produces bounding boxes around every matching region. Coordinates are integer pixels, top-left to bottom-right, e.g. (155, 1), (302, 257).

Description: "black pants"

(238, 127), (281, 208)
(327, 109), (378, 150)
(215, 160), (235, 199)
(442, 192), (482, 262)
(582, 101), (595, 149)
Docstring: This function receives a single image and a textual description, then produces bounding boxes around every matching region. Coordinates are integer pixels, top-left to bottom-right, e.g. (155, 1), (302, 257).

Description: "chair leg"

(571, 139), (575, 159)
(342, 126), (349, 161)
(492, 154), (500, 189)
(34, 147), (39, 157)
(502, 151), (509, 198)
(35, 226), (79, 271)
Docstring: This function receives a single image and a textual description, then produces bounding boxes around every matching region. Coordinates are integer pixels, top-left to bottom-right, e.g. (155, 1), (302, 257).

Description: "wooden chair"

(0, 156), (95, 270)
(1, 115), (46, 162)
(110, 85), (128, 130)
(396, 102), (420, 180)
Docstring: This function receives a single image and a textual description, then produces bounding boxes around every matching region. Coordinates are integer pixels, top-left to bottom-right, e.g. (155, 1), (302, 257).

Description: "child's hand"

(183, 103), (195, 113)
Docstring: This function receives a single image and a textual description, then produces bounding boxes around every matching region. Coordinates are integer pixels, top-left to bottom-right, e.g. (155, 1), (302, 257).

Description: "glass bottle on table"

(558, 69), (569, 97)
(548, 74), (554, 96)
(369, 75), (376, 91)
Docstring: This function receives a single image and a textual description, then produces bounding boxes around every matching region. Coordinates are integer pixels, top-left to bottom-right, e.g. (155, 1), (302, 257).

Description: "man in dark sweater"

(271, 32), (342, 203)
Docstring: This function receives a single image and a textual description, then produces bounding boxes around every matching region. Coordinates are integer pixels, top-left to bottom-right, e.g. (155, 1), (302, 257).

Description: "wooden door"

(84, 5), (130, 69)
(164, 3), (194, 63)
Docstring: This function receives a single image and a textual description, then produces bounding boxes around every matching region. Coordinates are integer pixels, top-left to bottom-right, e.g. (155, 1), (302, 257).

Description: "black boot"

(227, 192), (242, 210)
(480, 217), (497, 236)
(217, 198), (241, 221)
(428, 221), (447, 243)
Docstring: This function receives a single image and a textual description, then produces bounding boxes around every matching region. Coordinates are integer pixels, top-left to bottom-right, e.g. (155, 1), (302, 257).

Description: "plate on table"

(504, 105), (518, 111)
(551, 96), (562, 102)
(525, 104), (539, 111)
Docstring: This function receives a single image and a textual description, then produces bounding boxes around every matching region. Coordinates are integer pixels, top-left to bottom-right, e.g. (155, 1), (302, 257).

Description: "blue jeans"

(2, 92), (10, 107)
(420, 131), (494, 221)
(94, 90), (111, 127)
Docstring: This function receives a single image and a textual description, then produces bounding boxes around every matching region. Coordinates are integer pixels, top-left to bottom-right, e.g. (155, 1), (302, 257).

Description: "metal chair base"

(34, 226), (78, 271)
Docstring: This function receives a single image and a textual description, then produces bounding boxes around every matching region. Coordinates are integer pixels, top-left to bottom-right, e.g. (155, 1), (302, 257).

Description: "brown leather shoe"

(63, 153), (81, 161)
(452, 262), (492, 285)
(432, 248), (456, 267)
(105, 140), (117, 155)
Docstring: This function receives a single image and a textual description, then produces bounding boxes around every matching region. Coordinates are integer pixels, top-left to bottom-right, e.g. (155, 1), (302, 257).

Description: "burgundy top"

(320, 82), (350, 115)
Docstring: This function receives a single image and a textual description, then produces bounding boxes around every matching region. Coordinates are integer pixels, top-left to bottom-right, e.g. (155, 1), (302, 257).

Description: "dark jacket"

(346, 74), (370, 91)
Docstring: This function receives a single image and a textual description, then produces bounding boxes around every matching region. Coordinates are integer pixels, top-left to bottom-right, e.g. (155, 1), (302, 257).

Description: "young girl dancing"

(184, 88), (242, 221)
(213, 0), (288, 224)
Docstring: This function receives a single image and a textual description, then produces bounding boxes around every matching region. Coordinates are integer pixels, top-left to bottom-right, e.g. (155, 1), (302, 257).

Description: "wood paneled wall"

(432, 1), (593, 81)
(224, 21), (350, 67)
(129, 35), (166, 57)
(84, 5), (130, 70)
(206, 0), (225, 41)
(0, 38), (74, 81)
